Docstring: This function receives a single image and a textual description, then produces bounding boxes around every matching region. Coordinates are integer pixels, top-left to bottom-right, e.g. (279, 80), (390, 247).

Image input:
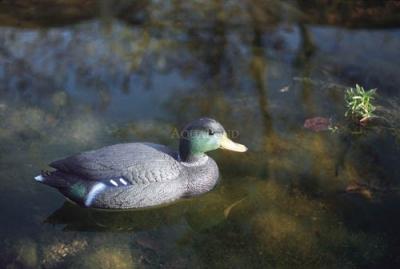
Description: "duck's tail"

(34, 170), (70, 188)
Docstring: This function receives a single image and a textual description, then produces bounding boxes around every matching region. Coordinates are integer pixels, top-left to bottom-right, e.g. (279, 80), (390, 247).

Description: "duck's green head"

(179, 118), (247, 162)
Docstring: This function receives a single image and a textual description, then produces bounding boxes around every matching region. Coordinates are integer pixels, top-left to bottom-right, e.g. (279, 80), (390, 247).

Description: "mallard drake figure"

(35, 118), (247, 209)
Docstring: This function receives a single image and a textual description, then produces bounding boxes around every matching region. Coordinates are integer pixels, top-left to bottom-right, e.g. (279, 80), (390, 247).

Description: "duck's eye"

(208, 129), (215, 135)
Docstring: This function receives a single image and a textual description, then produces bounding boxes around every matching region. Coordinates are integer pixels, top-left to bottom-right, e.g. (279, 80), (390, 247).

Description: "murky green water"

(1, 1), (400, 268)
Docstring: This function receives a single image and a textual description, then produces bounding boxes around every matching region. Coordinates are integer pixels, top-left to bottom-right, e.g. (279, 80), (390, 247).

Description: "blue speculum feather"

(69, 182), (86, 198)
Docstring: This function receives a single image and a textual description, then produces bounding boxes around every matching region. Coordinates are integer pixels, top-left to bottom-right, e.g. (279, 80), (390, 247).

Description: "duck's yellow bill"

(220, 133), (248, 152)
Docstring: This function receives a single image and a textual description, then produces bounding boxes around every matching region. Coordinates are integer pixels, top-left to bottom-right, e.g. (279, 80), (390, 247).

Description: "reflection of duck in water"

(45, 201), (186, 232)
(35, 118), (247, 209)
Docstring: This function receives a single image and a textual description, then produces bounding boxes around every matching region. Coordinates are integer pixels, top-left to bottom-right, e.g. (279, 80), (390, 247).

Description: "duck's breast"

(184, 157), (219, 197)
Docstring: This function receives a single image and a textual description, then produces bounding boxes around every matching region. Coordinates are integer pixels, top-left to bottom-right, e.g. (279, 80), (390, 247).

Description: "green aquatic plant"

(345, 84), (377, 122)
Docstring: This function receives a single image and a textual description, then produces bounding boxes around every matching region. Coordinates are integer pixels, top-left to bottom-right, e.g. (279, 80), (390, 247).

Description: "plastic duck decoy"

(35, 118), (247, 209)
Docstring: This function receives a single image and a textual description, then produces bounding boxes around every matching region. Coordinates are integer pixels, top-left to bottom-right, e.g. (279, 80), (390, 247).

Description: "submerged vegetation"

(342, 84), (400, 144)
(345, 84), (377, 123)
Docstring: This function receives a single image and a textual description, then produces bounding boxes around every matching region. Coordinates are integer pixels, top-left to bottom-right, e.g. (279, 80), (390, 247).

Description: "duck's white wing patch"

(119, 178), (127, 185)
(110, 179), (118, 186)
(85, 183), (106, 207)
(34, 175), (44, 182)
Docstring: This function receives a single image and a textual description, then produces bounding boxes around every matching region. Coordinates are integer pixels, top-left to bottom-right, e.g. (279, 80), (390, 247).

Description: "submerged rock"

(41, 239), (88, 268)
(73, 246), (136, 269)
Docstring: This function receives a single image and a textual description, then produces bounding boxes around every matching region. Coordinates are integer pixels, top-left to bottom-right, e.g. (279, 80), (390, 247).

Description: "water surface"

(1, 1), (400, 268)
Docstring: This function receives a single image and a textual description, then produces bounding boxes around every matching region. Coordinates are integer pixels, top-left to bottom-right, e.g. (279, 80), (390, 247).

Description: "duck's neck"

(179, 137), (206, 163)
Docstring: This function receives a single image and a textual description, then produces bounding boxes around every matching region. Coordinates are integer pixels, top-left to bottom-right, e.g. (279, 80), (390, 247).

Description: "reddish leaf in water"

(304, 117), (330, 132)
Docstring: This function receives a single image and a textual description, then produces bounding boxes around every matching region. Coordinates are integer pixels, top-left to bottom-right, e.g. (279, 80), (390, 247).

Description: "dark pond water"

(1, 1), (400, 268)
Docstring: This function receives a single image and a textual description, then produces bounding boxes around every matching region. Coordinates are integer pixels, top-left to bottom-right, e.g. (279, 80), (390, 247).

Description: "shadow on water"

(45, 201), (188, 232)
(44, 196), (238, 233)
(1, 0), (400, 268)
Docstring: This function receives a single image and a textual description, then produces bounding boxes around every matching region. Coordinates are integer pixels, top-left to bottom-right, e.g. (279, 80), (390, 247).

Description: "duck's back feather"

(50, 143), (182, 185)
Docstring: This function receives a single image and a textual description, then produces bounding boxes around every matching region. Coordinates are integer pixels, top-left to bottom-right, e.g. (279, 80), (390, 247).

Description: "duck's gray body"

(37, 143), (219, 209)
